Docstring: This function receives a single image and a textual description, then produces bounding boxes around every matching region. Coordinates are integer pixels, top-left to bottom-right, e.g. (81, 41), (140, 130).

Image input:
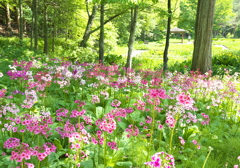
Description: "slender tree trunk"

(34, 0), (38, 50)
(5, 2), (12, 34)
(79, 4), (98, 47)
(126, 5), (138, 69)
(191, 0), (215, 74)
(30, 2), (34, 49)
(163, 0), (171, 71)
(52, 24), (56, 52)
(99, 2), (104, 63)
(43, 0), (48, 54)
(19, 0), (23, 41)
(80, 6), (127, 48)
(30, 0), (35, 49)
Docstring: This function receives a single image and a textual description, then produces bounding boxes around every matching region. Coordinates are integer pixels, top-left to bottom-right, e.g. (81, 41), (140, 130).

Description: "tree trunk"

(19, 0), (23, 41)
(163, 0), (172, 71)
(34, 0), (38, 50)
(52, 24), (56, 52)
(43, 0), (48, 54)
(191, 0), (215, 74)
(125, 5), (138, 69)
(5, 2), (13, 34)
(80, 6), (127, 48)
(79, 4), (98, 47)
(30, 2), (34, 49)
(99, 2), (104, 63)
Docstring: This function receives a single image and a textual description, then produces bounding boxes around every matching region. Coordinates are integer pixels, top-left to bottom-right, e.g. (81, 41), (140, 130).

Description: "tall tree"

(4, 1), (13, 34)
(79, 1), (128, 48)
(18, 0), (23, 41)
(43, 0), (48, 54)
(125, 5), (138, 69)
(33, 0), (38, 50)
(191, 0), (215, 74)
(163, 0), (171, 71)
(99, 1), (105, 63)
(79, 2), (98, 47)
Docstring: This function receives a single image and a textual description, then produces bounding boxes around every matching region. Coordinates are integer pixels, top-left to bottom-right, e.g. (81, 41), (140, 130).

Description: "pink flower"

(192, 140), (198, 145)
(177, 92), (194, 106)
(25, 163), (35, 168)
(149, 89), (167, 99)
(111, 99), (121, 107)
(91, 95), (100, 104)
(179, 137), (185, 145)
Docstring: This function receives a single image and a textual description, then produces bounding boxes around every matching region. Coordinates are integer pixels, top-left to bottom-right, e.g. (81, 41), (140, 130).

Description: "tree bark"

(163, 0), (172, 72)
(99, 2), (104, 63)
(126, 5), (138, 69)
(191, 0), (216, 74)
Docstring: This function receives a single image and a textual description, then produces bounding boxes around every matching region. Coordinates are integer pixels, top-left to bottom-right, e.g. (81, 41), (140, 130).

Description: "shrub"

(64, 47), (98, 63)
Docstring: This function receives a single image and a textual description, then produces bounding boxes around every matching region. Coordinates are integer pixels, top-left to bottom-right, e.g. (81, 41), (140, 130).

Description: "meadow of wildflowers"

(0, 57), (239, 168)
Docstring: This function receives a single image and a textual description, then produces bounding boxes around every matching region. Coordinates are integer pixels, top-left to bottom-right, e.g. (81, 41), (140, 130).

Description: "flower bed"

(0, 57), (239, 168)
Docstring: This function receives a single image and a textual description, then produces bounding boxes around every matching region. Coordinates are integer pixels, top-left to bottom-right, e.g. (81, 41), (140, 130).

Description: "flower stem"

(169, 128), (175, 154)
(202, 147), (213, 168)
(104, 132), (107, 168)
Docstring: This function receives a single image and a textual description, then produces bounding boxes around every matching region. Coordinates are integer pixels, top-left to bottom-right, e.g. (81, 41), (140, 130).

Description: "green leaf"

(53, 138), (63, 150)
(80, 159), (94, 168)
(115, 161), (132, 167)
(196, 155), (206, 165)
(96, 106), (104, 118)
(117, 122), (127, 130)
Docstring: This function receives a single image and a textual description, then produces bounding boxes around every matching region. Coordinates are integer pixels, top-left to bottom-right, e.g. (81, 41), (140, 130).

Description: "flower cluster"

(4, 138), (56, 162)
(177, 92), (194, 107)
(144, 151), (175, 168)
(21, 90), (38, 108)
(7, 70), (28, 80)
(125, 125), (139, 138)
(111, 99), (121, 107)
(0, 89), (6, 98)
(107, 141), (118, 150)
(96, 118), (116, 133)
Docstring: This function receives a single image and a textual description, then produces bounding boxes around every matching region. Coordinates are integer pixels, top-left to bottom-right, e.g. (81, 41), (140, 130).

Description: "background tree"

(0, 0), (13, 34)
(213, 0), (235, 37)
(18, 0), (23, 41)
(232, 0), (240, 37)
(177, 0), (197, 35)
(191, 0), (215, 73)
(99, 0), (105, 63)
(163, 0), (171, 71)
(125, 4), (138, 69)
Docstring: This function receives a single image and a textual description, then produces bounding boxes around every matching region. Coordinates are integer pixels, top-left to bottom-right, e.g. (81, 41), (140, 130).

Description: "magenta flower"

(149, 89), (167, 99)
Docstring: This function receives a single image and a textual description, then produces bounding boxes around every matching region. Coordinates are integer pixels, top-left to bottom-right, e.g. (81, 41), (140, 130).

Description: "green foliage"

(132, 54), (162, 70)
(63, 47), (98, 63)
(168, 59), (192, 73)
(212, 50), (240, 75)
(0, 37), (44, 61)
(104, 54), (125, 66)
